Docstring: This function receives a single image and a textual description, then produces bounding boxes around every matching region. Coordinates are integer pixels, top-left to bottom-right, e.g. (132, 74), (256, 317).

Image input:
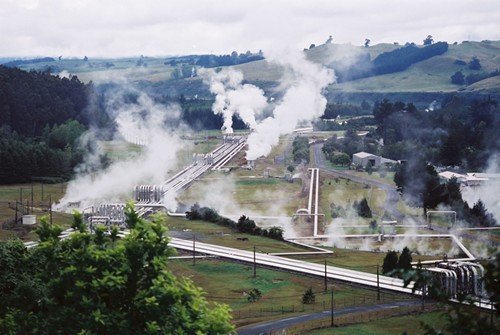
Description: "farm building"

(352, 152), (397, 168)
(353, 152), (380, 167)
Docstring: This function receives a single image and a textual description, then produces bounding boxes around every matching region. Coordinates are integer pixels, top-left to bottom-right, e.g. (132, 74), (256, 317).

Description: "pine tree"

(382, 250), (399, 275)
(397, 247), (413, 271)
(357, 198), (372, 218)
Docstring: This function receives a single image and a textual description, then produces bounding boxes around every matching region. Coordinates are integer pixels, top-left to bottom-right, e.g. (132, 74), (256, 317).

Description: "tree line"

(0, 120), (86, 184)
(372, 97), (498, 170)
(186, 203), (284, 240)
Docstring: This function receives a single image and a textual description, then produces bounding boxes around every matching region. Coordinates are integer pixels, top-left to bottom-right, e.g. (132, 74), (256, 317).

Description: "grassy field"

(168, 258), (409, 326)
(307, 310), (447, 335)
(320, 177), (387, 222)
(178, 175), (303, 217)
(166, 216), (308, 254)
(0, 182), (73, 241)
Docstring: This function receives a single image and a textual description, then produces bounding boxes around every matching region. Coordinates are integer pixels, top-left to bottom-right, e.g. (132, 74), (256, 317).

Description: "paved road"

(312, 143), (405, 221)
(237, 299), (420, 335)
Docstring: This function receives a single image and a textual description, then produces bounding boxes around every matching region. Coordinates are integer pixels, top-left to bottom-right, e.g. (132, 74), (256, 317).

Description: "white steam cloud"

(206, 69), (267, 133)
(55, 89), (187, 211)
(462, 154), (500, 224)
(206, 50), (335, 160)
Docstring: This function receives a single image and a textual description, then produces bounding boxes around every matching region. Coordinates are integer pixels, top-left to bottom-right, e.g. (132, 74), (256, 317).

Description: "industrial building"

(352, 152), (396, 168)
(438, 171), (488, 186)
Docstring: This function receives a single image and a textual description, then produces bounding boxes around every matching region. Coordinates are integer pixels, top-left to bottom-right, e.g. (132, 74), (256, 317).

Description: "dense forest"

(0, 66), (98, 136)
(373, 96), (499, 169)
(0, 66), (101, 183)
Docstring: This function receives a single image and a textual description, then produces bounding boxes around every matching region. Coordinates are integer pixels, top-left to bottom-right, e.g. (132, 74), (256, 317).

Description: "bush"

(247, 288), (262, 302)
(302, 288), (316, 304)
(451, 71), (465, 85)
(468, 56), (481, 70)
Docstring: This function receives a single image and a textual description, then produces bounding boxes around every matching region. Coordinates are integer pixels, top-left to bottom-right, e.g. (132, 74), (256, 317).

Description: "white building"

(438, 171), (488, 186)
(352, 152), (397, 168)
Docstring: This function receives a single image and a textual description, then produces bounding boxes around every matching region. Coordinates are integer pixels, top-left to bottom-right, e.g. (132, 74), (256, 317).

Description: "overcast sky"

(1, 0), (499, 58)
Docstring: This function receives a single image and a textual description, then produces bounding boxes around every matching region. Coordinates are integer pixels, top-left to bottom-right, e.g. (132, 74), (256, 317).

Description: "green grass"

(320, 177), (387, 222)
(165, 216), (307, 254)
(168, 258), (407, 326)
(307, 311), (446, 335)
(178, 176), (303, 217)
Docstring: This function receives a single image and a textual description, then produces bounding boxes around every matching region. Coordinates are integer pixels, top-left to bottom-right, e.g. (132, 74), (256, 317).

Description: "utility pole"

(31, 182), (34, 206)
(330, 288), (334, 327)
(421, 285), (426, 311)
(324, 259), (328, 292)
(377, 264), (380, 300)
(253, 245), (256, 278)
(192, 234), (196, 266)
(49, 194), (53, 225)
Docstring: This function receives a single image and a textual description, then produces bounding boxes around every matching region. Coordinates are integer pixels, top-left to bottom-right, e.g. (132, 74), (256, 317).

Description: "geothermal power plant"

(58, 133), (491, 309)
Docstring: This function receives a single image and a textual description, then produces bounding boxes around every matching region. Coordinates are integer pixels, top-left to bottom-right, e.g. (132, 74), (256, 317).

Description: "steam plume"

(55, 89), (186, 211)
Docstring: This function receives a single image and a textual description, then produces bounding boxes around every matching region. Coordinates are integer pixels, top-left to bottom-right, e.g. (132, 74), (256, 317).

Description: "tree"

(237, 215), (257, 233)
(484, 251), (500, 314)
(382, 250), (399, 275)
(423, 35), (433, 45)
(357, 198), (372, 218)
(397, 247), (412, 271)
(331, 153), (351, 166)
(451, 71), (465, 85)
(292, 136), (310, 163)
(287, 165), (295, 173)
(302, 288), (316, 304)
(364, 38), (371, 47)
(470, 199), (496, 227)
(309, 44), (316, 49)
(325, 35), (333, 44)
(468, 56), (481, 70)
(247, 288), (262, 302)
(0, 208), (234, 334)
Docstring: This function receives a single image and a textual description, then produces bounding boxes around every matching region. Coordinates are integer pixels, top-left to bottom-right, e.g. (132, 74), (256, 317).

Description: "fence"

(229, 291), (416, 321)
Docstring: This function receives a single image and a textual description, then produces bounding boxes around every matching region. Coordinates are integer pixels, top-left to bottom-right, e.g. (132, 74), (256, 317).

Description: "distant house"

(438, 171), (488, 186)
(352, 152), (397, 168)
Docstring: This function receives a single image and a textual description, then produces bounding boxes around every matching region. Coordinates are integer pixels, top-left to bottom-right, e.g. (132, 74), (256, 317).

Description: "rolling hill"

(3, 40), (499, 100)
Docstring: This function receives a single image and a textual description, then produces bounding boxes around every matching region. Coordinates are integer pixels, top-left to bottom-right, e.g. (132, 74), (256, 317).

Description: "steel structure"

(86, 135), (247, 226)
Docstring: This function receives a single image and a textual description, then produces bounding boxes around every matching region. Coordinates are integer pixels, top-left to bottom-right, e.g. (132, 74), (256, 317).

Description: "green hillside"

(6, 40), (499, 96)
(234, 40), (500, 93)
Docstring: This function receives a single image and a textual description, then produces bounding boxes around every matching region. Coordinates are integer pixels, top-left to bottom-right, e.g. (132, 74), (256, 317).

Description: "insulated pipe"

(307, 168), (314, 214)
(314, 168), (319, 236)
